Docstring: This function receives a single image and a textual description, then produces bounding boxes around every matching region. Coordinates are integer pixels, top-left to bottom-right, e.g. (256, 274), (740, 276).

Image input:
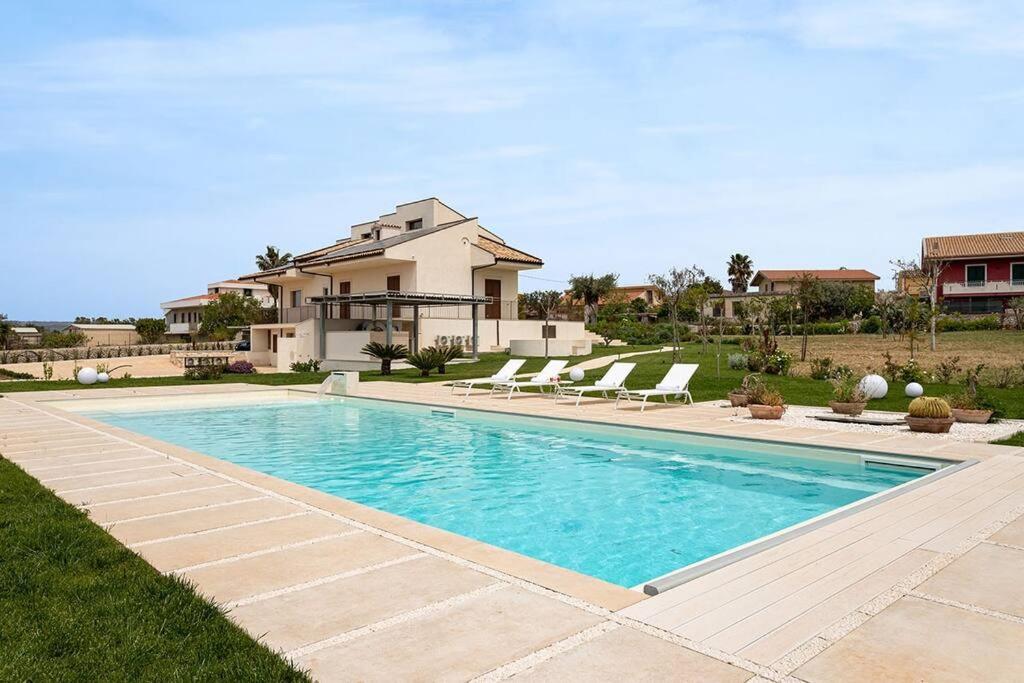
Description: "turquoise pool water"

(83, 397), (925, 587)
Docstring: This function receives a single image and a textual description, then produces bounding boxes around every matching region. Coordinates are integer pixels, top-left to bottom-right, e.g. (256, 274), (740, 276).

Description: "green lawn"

(0, 457), (309, 681)
(3, 343), (1022, 420)
(993, 432), (1024, 447)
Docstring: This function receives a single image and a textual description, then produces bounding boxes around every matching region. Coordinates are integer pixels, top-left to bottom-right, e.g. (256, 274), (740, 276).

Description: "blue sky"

(3, 1), (1024, 319)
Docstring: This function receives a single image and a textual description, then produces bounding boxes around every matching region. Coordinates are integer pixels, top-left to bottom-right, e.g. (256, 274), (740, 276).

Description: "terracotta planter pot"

(728, 392), (749, 407)
(829, 401), (867, 417)
(951, 408), (993, 424)
(748, 404), (784, 420)
(904, 416), (954, 433)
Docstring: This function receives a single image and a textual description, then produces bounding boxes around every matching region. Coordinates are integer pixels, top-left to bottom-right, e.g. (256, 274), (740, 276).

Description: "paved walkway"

(2, 381), (1023, 681)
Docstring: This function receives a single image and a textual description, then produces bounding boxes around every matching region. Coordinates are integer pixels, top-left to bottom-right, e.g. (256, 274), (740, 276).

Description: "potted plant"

(727, 373), (756, 407)
(829, 375), (868, 416)
(905, 397), (954, 433)
(746, 378), (786, 420)
(946, 364), (995, 424)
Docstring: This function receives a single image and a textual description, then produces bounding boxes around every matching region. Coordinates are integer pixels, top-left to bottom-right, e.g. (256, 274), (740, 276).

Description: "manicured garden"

(0, 457), (308, 681)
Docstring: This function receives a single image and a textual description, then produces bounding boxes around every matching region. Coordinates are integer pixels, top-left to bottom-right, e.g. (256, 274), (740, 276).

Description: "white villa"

(238, 198), (587, 370)
(160, 280), (274, 340)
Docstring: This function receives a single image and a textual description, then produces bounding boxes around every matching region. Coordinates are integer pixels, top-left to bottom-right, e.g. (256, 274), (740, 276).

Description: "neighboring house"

(605, 284), (664, 308)
(237, 198), (586, 370)
(161, 280), (274, 339)
(64, 323), (140, 347)
(708, 269), (880, 319)
(922, 231), (1024, 314)
(896, 269), (929, 299)
(11, 326), (42, 347)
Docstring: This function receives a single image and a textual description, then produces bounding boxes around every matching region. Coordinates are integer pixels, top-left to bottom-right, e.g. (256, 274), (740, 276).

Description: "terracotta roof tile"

(476, 237), (543, 265)
(752, 269), (879, 283)
(922, 231), (1024, 260)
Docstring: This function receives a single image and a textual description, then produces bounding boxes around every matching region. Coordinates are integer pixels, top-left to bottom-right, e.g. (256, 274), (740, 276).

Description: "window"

(290, 290), (302, 308)
(542, 325), (557, 339)
(361, 232), (371, 239)
(406, 219), (423, 231)
(243, 288), (252, 297)
(173, 313), (178, 323)
(965, 264), (987, 286)
(1012, 262), (1024, 285)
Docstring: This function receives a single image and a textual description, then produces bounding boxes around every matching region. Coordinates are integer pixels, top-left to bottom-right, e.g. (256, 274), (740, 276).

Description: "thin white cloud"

(6, 19), (571, 114)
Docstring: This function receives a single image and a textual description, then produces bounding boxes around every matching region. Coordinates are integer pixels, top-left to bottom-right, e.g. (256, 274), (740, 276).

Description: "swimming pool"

(80, 394), (931, 588)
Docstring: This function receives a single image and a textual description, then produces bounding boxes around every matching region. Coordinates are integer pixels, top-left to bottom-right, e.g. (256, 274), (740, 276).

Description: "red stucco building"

(922, 231), (1024, 314)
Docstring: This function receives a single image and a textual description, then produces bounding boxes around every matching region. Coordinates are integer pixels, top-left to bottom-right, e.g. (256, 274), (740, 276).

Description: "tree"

(873, 291), (900, 338)
(686, 282), (712, 353)
(793, 273), (822, 361)
(726, 254), (754, 293)
(568, 273), (618, 325)
(256, 245), (293, 308)
(1008, 297), (1024, 331)
(200, 292), (263, 339)
(649, 266), (703, 362)
(0, 313), (11, 350)
(892, 257), (948, 352)
(521, 290), (563, 357)
(361, 342), (407, 375)
(135, 318), (166, 344)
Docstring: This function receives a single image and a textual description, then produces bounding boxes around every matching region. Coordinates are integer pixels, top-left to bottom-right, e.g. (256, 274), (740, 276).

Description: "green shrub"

(183, 364), (224, 380)
(405, 349), (441, 377)
(727, 353), (748, 370)
(859, 315), (882, 334)
(0, 368), (35, 380)
(936, 315), (1001, 332)
(749, 349), (792, 375)
(809, 357), (834, 380)
(289, 359), (322, 373)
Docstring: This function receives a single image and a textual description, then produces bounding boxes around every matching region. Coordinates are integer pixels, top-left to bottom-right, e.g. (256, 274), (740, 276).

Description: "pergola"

(306, 290), (492, 359)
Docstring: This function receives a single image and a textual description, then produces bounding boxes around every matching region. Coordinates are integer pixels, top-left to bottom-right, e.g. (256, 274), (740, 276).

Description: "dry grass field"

(776, 330), (1024, 379)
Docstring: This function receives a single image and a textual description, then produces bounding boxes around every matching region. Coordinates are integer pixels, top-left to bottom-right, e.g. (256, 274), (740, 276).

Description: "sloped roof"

(922, 231), (1024, 260)
(12, 327), (39, 334)
(476, 237), (543, 265)
(67, 324), (137, 330)
(238, 218), (478, 279)
(161, 293), (219, 307)
(752, 269), (879, 284)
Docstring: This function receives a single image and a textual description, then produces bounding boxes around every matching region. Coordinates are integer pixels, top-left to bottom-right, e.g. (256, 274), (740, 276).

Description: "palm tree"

(256, 245), (293, 309)
(568, 273), (618, 325)
(726, 254), (753, 293)
(361, 342), (408, 375)
(0, 313), (12, 350)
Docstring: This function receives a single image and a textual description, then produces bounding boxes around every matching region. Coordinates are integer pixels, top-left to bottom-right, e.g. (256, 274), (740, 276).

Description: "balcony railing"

(942, 280), (1024, 296)
(255, 300), (528, 324)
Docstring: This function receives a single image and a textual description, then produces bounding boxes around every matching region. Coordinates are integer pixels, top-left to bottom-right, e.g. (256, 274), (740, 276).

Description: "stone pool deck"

(2, 381), (1023, 682)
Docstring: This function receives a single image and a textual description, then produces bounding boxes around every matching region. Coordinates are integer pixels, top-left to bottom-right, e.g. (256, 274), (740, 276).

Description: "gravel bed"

(711, 402), (1024, 443)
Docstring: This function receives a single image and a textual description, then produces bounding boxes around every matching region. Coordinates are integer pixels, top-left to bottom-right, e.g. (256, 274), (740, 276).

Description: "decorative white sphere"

(77, 367), (99, 385)
(905, 382), (923, 398)
(569, 367), (585, 382)
(858, 374), (888, 399)
(97, 372), (110, 384)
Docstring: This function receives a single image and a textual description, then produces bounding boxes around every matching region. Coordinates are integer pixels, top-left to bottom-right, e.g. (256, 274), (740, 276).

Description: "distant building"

(64, 323), (140, 347)
(11, 326), (42, 347)
(922, 231), (1024, 314)
(160, 280), (274, 339)
(708, 268), (880, 319)
(604, 284), (664, 308)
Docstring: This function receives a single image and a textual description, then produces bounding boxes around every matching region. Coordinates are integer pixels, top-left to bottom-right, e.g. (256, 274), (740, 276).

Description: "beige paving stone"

(513, 625), (749, 682)
(230, 555), (496, 651)
(299, 586), (604, 682)
(15, 448), (152, 471)
(32, 454), (169, 479)
(61, 472), (225, 505)
(184, 532), (412, 603)
(137, 513), (353, 572)
(989, 514), (1024, 547)
(50, 464), (196, 492)
(106, 497), (299, 545)
(916, 543), (1024, 618)
(795, 597), (1024, 683)
(85, 483), (255, 523)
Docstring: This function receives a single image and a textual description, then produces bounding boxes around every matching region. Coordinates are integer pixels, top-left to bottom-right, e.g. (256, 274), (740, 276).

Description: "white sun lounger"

(615, 363), (697, 411)
(491, 359), (569, 399)
(554, 362), (636, 407)
(449, 358), (526, 397)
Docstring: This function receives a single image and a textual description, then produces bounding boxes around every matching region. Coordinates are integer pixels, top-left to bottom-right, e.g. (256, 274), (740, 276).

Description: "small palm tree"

(727, 254), (753, 293)
(256, 245), (293, 309)
(361, 342), (408, 375)
(432, 344), (463, 374)
(406, 348), (441, 377)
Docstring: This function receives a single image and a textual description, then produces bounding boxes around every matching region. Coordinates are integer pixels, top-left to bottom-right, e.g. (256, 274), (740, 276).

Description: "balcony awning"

(306, 291), (491, 306)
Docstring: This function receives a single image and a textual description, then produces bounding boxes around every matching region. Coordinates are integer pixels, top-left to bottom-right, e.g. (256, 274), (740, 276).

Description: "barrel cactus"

(908, 396), (951, 419)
